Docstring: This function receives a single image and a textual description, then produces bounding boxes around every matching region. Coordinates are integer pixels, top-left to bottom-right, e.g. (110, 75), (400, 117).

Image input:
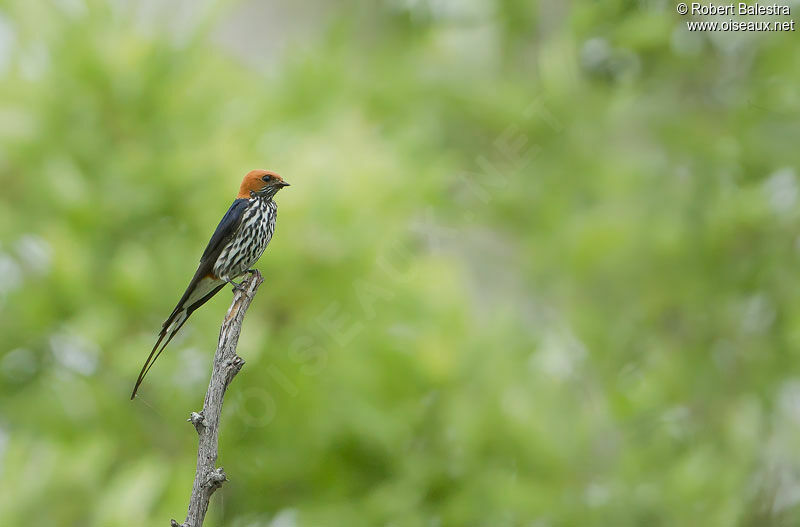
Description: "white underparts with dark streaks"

(213, 196), (277, 282)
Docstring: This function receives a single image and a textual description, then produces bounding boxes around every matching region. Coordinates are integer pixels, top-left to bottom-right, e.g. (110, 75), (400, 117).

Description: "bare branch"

(171, 270), (264, 527)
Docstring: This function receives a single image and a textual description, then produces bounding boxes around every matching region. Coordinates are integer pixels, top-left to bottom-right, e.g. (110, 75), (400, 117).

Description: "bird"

(131, 169), (290, 399)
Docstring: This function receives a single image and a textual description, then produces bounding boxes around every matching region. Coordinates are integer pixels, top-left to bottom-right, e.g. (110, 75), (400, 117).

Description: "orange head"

(237, 169), (290, 199)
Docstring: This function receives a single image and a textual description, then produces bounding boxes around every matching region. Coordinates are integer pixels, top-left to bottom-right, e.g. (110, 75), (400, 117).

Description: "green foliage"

(1, 1), (800, 525)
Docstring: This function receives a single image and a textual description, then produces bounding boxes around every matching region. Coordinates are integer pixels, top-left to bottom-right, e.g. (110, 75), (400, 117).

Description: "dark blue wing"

(164, 197), (248, 322)
(167, 198), (248, 325)
(200, 198), (248, 264)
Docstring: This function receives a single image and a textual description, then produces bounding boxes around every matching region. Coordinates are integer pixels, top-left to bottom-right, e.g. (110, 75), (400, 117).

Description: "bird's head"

(237, 169), (290, 199)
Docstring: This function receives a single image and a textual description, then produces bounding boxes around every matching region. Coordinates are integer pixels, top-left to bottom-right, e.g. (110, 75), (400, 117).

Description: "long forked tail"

(130, 312), (190, 399)
(130, 276), (225, 399)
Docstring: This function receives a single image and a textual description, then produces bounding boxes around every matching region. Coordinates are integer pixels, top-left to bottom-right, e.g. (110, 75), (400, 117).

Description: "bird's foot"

(226, 279), (245, 292)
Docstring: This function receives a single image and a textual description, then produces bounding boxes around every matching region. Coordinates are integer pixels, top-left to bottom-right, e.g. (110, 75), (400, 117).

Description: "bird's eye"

(262, 175), (272, 182)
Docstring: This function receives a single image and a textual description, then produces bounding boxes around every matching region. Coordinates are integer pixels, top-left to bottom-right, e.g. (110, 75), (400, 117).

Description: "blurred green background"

(1, 0), (800, 525)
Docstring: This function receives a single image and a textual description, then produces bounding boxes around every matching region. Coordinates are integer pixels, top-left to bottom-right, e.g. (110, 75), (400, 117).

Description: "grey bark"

(170, 270), (264, 527)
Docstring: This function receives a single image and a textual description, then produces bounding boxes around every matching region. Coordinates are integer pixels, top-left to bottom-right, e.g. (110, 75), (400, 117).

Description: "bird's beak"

(279, 181), (290, 187)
